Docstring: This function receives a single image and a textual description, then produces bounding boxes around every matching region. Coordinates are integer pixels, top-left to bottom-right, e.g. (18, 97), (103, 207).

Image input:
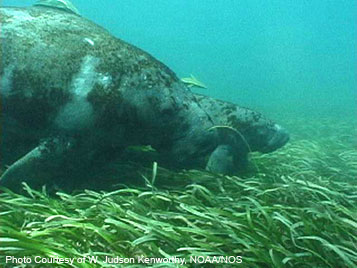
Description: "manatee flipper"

(0, 137), (76, 192)
(206, 145), (236, 174)
(206, 144), (249, 175)
(206, 126), (251, 174)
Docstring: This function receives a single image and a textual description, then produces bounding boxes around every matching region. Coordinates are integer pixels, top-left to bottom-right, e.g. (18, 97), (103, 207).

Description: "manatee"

(0, 3), (289, 192)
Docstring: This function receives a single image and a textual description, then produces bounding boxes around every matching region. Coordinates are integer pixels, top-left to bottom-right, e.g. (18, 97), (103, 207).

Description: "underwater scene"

(0, 0), (356, 267)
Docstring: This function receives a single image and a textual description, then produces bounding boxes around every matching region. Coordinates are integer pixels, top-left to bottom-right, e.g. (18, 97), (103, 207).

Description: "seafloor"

(0, 115), (356, 267)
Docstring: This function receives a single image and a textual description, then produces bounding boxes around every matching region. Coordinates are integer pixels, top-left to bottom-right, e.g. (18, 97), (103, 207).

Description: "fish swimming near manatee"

(0, 1), (289, 192)
(34, 0), (80, 15)
(181, 74), (207, 89)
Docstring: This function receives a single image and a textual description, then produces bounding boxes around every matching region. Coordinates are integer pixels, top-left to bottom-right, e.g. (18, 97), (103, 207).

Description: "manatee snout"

(261, 124), (289, 153)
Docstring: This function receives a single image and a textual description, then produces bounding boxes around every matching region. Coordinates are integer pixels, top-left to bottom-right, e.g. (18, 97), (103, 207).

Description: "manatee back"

(0, 6), (179, 130)
(0, 7), (110, 127)
(0, 6), (217, 166)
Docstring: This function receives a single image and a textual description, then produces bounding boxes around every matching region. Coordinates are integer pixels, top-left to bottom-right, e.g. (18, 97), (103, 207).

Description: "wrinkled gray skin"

(0, 6), (289, 192)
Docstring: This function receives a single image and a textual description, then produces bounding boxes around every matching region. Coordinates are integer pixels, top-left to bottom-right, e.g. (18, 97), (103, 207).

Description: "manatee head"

(245, 122), (289, 153)
(193, 94), (290, 155)
(221, 105), (289, 154)
(236, 115), (289, 154)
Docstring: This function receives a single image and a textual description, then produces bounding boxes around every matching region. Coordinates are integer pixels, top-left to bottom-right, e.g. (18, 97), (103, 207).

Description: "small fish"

(34, 0), (80, 15)
(181, 74), (207, 89)
(127, 145), (156, 153)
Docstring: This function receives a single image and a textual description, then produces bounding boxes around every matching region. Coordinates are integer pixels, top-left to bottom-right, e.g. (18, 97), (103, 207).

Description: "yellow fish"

(181, 74), (207, 89)
(34, 0), (80, 15)
(127, 145), (156, 153)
